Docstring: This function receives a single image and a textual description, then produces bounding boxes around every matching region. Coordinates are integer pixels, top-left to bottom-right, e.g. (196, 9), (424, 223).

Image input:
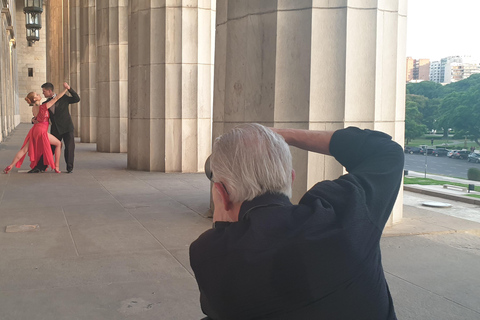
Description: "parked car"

(447, 150), (457, 158)
(432, 148), (449, 157)
(467, 152), (480, 163)
(419, 148), (434, 155)
(452, 150), (469, 159)
(404, 146), (421, 154)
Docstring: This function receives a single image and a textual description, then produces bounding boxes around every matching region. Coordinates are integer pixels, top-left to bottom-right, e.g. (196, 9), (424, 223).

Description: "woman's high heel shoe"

(3, 165), (12, 174)
(54, 168), (61, 173)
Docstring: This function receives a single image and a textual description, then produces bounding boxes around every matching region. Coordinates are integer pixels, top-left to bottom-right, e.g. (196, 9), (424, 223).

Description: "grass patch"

(405, 137), (478, 149)
(466, 194), (480, 199)
(404, 177), (480, 192)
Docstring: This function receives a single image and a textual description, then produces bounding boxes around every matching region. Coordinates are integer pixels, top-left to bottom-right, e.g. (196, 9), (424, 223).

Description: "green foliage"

(467, 168), (480, 181)
(443, 73), (480, 96)
(406, 136), (478, 149)
(406, 74), (480, 145)
(405, 96), (428, 143)
(406, 94), (441, 131)
(406, 81), (445, 99)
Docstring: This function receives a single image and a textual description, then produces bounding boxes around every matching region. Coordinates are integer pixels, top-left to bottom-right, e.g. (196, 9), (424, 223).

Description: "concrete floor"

(1, 124), (480, 320)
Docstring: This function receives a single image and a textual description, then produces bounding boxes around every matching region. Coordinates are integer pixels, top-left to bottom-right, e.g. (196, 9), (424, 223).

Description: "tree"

(406, 94), (440, 131)
(449, 91), (480, 145)
(405, 99), (427, 144)
(406, 81), (445, 99)
(443, 74), (480, 96)
(406, 74), (480, 143)
(438, 89), (480, 145)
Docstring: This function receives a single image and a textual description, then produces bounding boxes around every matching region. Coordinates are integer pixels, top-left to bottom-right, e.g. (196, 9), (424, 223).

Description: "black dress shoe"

(27, 168), (41, 173)
(67, 170), (73, 174)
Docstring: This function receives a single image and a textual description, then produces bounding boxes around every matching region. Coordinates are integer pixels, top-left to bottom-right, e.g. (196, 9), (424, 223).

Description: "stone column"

(45, 0), (64, 89)
(96, 0), (128, 153)
(213, 0), (407, 224)
(0, 18), (4, 140)
(0, 26), (15, 139)
(0, 3), (7, 140)
(1, 0), (18, 138)
(79, 0), (96, 142)
(69, 0), (81, 136)
(63, 0), (70, 81)
(128, 1), (215, 171)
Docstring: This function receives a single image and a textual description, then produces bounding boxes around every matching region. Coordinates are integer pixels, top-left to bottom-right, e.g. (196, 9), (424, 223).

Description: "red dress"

(16, 104), (55, 170)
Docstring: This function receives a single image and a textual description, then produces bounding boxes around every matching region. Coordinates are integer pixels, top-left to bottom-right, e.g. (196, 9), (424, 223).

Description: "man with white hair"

(190, 124), (403, 320)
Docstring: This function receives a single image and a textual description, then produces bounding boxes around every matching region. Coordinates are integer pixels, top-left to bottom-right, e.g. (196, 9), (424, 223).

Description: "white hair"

(210, 123), (293, 203)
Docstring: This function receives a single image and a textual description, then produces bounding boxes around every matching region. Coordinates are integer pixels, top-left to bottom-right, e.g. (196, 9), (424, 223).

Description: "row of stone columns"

(213, 0), (407, 223)
(56, 0), (216, 172)
(49, 0), (405, 223)
(128, 1), (215, 172)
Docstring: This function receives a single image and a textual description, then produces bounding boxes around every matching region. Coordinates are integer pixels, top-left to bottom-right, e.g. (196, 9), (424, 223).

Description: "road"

(404, 153), (480, 179)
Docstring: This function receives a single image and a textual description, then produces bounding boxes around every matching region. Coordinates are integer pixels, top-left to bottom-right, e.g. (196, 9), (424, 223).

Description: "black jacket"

(190, 127), (404, 320)
(48, 88), (80, 135)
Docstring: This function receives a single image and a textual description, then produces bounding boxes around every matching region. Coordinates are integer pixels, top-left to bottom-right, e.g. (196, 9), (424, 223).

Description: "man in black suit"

(29, 82), (80, 173)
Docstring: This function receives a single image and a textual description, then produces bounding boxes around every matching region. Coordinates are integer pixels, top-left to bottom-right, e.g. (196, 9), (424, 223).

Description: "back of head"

(25, 92), (36, 106)
(41, 82), (54, 91)
(210, 123), (293, 203)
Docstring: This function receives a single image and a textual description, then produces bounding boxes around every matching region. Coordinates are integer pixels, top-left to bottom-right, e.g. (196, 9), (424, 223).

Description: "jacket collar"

(238, 192), (291, 221)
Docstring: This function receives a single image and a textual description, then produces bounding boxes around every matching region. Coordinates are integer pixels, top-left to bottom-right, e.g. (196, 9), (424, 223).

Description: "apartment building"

(432, 56), (480, 84)
(406, 57), (430, 82)
(429, 61), (442, 83)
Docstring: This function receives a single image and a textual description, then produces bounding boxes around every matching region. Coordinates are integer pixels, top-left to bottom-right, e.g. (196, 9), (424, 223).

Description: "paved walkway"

(1, 124), (480, 319)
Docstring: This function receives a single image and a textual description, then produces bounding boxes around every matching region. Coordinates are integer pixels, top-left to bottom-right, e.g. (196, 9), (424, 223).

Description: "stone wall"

(15, 0), (46, 123)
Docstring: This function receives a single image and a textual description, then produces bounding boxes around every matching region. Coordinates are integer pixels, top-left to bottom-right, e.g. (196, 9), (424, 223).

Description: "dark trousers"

(37, 131), (75, 172)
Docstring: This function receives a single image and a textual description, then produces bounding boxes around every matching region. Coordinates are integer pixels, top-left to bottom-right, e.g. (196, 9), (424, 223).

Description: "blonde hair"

(210, 123), (293, 203)
(25, 92), (36, 106)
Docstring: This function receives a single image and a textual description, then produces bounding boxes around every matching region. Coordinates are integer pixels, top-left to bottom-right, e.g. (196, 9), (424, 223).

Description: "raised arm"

(65, 83), (80, 104)
(273, 127), (404, 229)
(44, 82), (69, 109)
(270, 128), (335, 155)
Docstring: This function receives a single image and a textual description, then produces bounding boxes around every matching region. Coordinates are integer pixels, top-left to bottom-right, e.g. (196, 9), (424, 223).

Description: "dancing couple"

(4, 82), (80, 174)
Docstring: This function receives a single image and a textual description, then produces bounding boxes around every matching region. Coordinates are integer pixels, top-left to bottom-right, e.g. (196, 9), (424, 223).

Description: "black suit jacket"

(47, 88), (80, 136)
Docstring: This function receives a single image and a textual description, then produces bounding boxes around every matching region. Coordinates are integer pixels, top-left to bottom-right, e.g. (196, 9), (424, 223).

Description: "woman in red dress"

(3, 82), (70, 174)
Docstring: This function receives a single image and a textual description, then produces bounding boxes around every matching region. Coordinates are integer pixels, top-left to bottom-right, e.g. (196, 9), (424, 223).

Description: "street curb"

(383, 229), (480, 237)
(404, 185), (480, 205)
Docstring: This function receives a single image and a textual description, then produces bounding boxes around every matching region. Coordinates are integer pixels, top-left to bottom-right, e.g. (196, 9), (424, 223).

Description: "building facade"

(406, 57), (430, 82)
(429, 60), (442, 83)
(15, 0), (47, 123)
(432, 56), (480, 84)
(1, 0), (407, 224)
(0, 0), (19, 141)
(449, 61), (480, 83)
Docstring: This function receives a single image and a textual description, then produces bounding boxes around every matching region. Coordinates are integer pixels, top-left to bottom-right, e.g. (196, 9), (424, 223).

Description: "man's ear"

(214, 182), (232, 212)
(291, 169), (296, 184)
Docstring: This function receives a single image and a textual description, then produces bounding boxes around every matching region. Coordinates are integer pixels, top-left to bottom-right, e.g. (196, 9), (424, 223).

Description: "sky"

(406, 0), (480, 61)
